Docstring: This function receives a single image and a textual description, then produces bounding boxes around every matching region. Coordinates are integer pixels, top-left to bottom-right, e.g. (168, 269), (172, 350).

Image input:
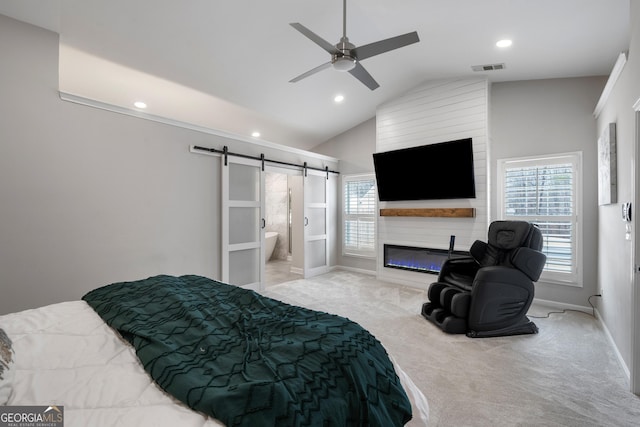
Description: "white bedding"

(0, 301), (428, 427)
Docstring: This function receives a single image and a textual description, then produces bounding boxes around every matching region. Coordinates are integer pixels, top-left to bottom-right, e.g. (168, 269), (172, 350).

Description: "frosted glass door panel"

(307, 240), (326, 269)
(307, 175), (326, 203)
(229, 163), (260, 201)
(229, 249), (260, 286)
(229, 207), (259, 244)
(307, 207), (326, 235)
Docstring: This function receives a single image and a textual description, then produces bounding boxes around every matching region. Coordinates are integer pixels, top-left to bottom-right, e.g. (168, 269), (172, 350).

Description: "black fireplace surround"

(383, 244), (469, 274)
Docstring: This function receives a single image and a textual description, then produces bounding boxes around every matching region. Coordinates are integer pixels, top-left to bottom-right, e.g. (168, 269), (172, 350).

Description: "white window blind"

(498, 153), (581, 285)
(343, 175), (376, 257)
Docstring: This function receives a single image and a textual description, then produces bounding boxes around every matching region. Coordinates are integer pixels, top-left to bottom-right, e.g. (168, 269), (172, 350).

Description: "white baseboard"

(533, 297), (631, 383)
(335, 265), (376, 276)
(596, 308), (631, 382)
(532, 297), (592, 314)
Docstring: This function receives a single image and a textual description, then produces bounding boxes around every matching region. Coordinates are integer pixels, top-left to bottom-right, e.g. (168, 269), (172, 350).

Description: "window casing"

(342, 174), (376, 257)
(497, 152), (582, 286)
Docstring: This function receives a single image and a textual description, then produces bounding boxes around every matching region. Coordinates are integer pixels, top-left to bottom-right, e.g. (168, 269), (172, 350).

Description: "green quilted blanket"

(82, 275), (412, 426)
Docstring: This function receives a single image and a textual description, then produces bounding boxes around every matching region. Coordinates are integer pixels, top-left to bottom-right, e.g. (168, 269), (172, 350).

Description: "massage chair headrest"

(487, 221), (543, 252)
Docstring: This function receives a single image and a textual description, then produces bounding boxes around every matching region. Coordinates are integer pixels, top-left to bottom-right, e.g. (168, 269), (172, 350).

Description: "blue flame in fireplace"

(385, 257), (444, 273)
(383, 245), (452, 274)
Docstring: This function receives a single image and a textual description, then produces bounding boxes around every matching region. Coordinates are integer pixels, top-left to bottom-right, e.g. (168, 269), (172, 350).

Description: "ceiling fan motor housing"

(332, 37), (356, 71)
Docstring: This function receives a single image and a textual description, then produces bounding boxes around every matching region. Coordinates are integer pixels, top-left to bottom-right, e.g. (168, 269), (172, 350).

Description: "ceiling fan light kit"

(290, 0), (419, 90)
(332, 55), (356, 72)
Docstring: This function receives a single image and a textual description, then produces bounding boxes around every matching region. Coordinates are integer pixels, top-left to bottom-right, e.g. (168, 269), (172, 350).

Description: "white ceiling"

(0, 0), (630, 151)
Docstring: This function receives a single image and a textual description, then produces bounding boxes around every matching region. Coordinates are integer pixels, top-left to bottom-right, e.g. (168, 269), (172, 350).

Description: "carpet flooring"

(262, 270), (640, 427)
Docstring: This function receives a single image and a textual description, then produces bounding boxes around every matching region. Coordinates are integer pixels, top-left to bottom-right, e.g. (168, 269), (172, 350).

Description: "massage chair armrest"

(511, 247), (547, 282)
(471, 266), (534, 293)
(468, 266), (535, 331)
(438, 256), (479, 291)
(469, 240), (487, 262)
(439, 256), (476, 273)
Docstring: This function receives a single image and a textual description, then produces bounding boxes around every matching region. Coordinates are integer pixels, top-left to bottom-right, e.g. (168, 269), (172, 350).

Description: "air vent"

(471, 63), (506, 72)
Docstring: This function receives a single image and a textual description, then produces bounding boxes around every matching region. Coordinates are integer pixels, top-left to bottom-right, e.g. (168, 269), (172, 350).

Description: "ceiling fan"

(289, 0), (419, 90)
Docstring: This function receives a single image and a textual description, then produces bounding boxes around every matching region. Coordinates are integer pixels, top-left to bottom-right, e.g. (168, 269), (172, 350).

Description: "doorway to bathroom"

(264, 167), (303, 287)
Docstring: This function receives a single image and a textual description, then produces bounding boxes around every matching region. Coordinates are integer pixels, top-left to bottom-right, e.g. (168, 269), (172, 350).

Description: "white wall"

(375, 78), (489, 288)
(594, 1), (640, 375)
(0, 15), (337, 315)
(491, 77), (606, 306)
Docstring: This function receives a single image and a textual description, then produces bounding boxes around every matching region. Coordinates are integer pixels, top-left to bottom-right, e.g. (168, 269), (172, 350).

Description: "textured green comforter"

(82, 275), (412, 426)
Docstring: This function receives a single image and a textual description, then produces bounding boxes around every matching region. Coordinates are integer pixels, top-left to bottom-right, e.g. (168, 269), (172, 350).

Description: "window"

(497, 152), (582, 285)
(343, 174), (376, 257)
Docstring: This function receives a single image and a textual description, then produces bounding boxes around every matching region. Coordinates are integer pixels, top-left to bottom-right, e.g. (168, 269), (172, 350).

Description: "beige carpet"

(262, 270), (640, 427)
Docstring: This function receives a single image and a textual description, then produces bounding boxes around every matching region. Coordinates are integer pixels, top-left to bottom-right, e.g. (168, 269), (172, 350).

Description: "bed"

(0, 275), (428, 427)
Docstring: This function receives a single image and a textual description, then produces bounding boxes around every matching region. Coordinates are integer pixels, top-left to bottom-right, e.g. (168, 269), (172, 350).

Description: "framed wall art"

(598, 122), (617, 206)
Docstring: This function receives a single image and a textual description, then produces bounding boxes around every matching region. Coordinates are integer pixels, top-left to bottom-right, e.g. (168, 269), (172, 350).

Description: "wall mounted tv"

(373, 138), (476, 201)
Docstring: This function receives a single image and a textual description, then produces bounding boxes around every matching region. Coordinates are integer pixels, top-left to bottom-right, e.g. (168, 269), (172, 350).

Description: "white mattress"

(0, 301), (428, 427)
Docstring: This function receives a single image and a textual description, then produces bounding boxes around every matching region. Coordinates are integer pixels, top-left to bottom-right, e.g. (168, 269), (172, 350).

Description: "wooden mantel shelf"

(379, 208), (476, 218)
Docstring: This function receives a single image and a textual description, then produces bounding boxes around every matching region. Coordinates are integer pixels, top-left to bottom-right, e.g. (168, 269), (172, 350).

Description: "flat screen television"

(372, 138), (476, 201)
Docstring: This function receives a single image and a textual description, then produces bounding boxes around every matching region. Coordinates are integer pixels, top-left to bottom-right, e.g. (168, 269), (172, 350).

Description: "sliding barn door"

(221, 156), (265, 290)
(303, 170), (330, 278)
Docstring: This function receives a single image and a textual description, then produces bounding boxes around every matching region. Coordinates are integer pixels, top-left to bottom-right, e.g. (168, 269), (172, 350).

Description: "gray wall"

(313, 118), (376, 175)
(490, 76), (606, 306)
(0, 15), (336, 315)
(594, 1), (640, 374)
(0, 16), (212, 314)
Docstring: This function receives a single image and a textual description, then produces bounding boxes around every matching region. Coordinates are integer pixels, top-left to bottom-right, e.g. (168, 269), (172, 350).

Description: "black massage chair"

(421, 220), (546, 337)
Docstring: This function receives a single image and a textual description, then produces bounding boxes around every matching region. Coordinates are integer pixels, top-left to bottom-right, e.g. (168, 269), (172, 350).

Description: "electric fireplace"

(383, 244), (469, 275)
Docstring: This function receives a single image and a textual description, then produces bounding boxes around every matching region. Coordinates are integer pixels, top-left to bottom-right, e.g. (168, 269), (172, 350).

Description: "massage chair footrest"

(421, 302), (467, 334)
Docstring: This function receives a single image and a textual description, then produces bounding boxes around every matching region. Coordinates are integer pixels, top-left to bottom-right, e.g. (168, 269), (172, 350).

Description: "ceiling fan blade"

(290, 23), (338, 55)
(352, 31), (420, 61)
(289, 61), (333, 83)
(348, 62), (379, 90)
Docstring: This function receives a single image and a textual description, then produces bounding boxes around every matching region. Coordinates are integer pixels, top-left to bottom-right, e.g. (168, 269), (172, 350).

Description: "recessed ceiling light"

(251, 131), (261, 138)
(134, 101), (147, 109)
(496, 39), (512, 48)
(334, 94), (345, 103)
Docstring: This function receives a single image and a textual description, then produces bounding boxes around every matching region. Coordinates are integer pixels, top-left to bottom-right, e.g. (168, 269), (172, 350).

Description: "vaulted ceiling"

(0, 0), (630, 150)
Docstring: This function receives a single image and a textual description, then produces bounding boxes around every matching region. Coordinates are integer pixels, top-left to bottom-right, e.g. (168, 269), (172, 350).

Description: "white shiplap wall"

(376, 78), (489, 288)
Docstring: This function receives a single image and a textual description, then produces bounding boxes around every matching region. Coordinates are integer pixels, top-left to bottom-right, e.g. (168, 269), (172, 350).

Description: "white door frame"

(632, 99), (640, 394)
